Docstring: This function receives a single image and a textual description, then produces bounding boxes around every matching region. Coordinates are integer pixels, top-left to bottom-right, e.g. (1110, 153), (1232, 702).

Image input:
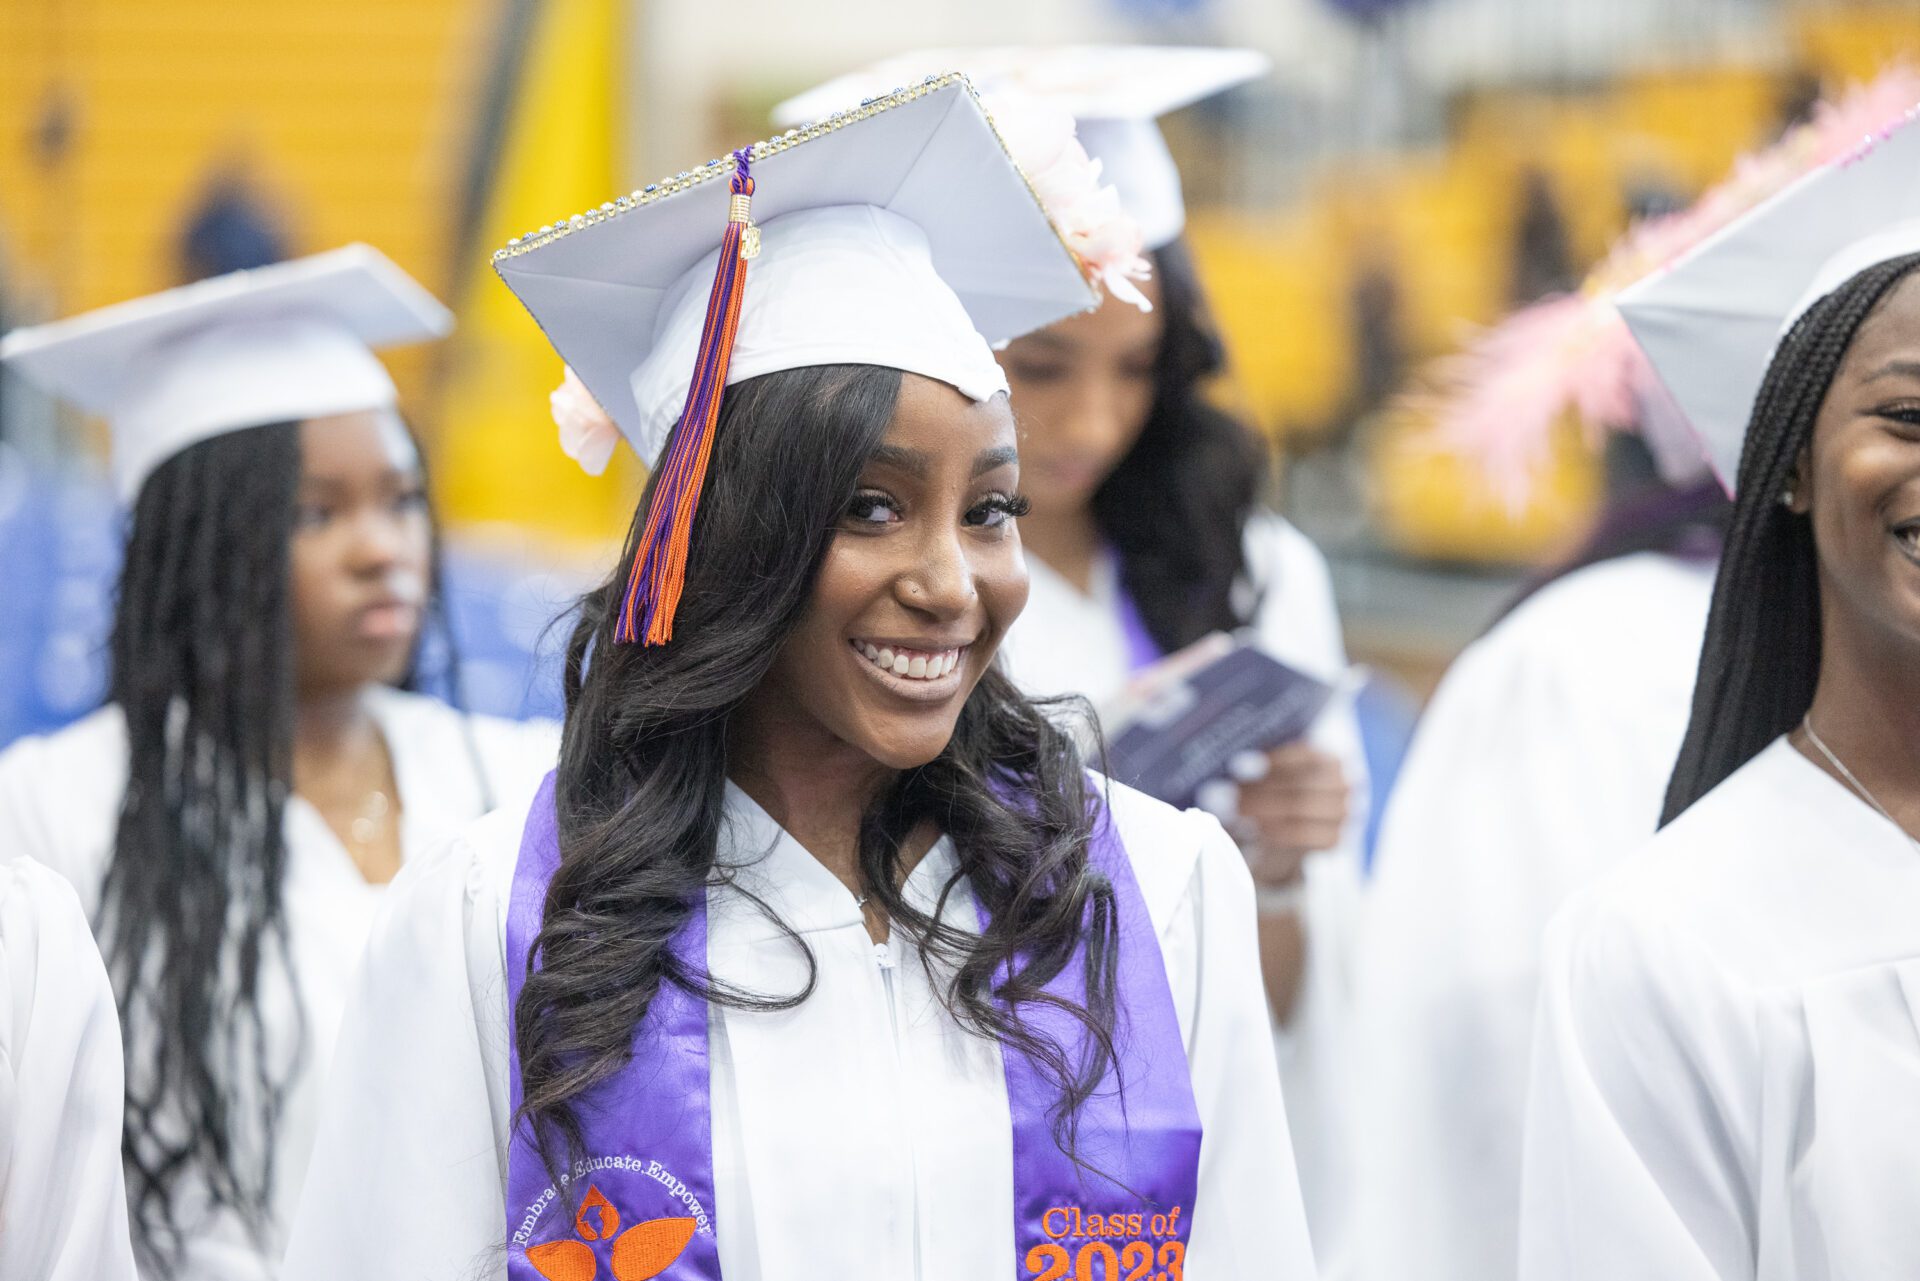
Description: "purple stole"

(503, 773), (1203, 1280)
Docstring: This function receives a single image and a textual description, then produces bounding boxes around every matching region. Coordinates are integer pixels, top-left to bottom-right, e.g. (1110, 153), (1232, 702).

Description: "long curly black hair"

(1095, 236), (1269, 654)
(514, 365), (1119, 1191)
(100, 419), (466, 1273)
(1662, 252), (1920, 824)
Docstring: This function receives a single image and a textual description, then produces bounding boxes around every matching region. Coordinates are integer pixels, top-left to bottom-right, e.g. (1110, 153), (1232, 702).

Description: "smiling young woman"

(281, 82), (1313, 1281)
(1516, 116), (1920, 1279)
(0, 248), (560, 1279)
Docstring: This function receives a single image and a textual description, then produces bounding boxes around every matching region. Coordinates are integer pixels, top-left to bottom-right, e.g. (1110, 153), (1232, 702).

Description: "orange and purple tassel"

(617, 148), (759, 645)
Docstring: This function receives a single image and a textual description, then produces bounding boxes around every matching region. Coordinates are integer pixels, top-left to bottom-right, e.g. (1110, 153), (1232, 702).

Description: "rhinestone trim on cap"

(491, 71), (1081, 277)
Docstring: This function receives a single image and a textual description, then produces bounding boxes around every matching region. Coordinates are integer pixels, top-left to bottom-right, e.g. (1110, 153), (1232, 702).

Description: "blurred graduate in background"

(780, 49), (1368, 1265)
(1351, 437), (1723, 1281)
(0, 858), (138, 1281)
(0, 247), (559, 1278)
(1520, 90), (1920, 1279)
(1349, 148), (1734, 1281)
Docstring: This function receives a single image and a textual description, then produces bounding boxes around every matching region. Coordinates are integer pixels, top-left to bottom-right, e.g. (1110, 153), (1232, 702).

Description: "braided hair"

(103, 422), (301, 1271)
(100, 419), (466, 1272)
(1661, 252), (1920, 824)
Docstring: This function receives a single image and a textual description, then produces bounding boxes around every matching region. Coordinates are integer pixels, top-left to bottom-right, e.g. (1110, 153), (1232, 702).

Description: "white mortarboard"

(0, 244), (451, 501)
(497, 75), (1097, 466)
(773, 47), (1271, 251)
(1618, 106), (1920, 493)
(494, 73), (1101, 644)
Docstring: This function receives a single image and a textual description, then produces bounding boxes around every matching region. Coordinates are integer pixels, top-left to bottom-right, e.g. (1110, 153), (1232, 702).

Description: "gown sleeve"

(465, 714), (562, 810)
(280, 825), (513, 1281)
(0, 736), (60, 869)
(0, 711), (126, 918)
(1175, 810), (1322, 1279)
(1519, 896), (1760, 1281)
(0, 728), (90, 891)
(0, 859), (137, 1281)
(1242, 512), (1365, 1267)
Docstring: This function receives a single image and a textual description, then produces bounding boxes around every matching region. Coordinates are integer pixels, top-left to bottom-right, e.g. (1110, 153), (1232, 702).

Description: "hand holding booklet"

(1097, 632), (1337, 811)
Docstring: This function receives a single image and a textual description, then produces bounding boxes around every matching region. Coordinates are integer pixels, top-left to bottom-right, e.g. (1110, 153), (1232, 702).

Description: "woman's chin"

(300, 642), (417, 697)
(844, 713), (964, 772)
(359, 643), (419, 689)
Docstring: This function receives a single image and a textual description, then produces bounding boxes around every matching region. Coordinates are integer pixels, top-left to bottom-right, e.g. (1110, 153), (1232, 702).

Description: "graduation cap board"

(492, 73), (1101, 645)
(0, 244), (450, 502)
(772, 47), (1272, 250)
(495, 74), (1095, 464)
(1618, 103), (1920, 494)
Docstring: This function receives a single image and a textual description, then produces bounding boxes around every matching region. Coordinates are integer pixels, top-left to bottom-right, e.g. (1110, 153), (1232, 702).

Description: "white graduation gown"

(1521, 736), (1920, 1280)
(280, 778), (1318, 1280)
(0, 688), (559, 1280)
(997, 510), (1366, 1268)
(1348, 552), (1714, 1281)
(0, 858), (138, 1281)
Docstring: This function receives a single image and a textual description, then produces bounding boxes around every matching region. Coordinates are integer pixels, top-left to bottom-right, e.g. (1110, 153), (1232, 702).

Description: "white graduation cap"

(1618, 105), (1920, 493)
(773, 46), (1271, 251)
(497, 74), (1099, 467)
(493, 72), (1101, 645)
(0, 244), (451, 502)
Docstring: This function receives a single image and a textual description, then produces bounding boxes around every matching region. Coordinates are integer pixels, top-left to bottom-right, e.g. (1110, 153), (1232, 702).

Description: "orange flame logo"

(525, 1183), (697, 1281)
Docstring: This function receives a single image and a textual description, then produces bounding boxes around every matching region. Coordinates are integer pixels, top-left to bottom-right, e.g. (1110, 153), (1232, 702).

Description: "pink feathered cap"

(1416, 67), (1920, 503)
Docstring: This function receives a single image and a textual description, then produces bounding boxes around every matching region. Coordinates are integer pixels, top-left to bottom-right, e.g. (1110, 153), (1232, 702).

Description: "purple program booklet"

(1099, 632), (1336, 811)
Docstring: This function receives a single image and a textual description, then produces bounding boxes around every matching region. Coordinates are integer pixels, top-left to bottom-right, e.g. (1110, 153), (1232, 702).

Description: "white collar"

(714, 780), (962, 945)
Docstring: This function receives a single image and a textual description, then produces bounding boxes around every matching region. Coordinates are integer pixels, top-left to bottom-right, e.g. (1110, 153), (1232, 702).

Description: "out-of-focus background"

(1, 0), (1915, 749)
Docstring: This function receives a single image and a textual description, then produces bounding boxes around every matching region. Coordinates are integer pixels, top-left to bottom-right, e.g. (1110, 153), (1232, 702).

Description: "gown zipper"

(874, 936), (923, 1278)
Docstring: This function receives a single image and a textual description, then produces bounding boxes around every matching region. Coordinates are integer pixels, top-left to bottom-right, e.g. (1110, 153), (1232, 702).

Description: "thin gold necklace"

(1800, 714), (1920, 855)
